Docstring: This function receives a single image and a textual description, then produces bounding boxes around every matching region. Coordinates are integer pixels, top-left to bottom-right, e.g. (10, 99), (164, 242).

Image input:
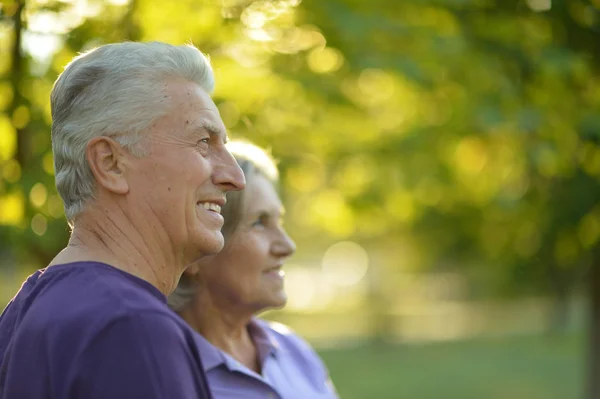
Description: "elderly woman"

(169, 142), (338, 399)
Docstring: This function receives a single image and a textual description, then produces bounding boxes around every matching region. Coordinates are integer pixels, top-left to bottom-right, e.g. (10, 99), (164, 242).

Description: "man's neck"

(50, 206), (183, 295)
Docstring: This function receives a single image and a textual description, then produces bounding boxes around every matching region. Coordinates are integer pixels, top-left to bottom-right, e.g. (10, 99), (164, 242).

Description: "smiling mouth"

(264, 266), (284, 274)
(199, 202), (222, 214)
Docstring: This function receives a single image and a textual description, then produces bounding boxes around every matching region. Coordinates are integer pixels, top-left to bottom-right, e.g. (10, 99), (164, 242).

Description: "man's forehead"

(166, 80), (227, 134)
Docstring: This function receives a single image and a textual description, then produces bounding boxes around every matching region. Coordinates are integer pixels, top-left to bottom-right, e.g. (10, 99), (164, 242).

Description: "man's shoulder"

(0, 264), (209, 399)
(8, 262), (178, 344)
(0, 263), (194, 388)
(37, 261), (166, 312)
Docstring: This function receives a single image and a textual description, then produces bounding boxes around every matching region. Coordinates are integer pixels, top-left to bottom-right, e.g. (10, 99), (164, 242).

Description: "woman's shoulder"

(254, 318), (319, 358)
(255, 319), (303, 343)
(255, 319), (339, 398)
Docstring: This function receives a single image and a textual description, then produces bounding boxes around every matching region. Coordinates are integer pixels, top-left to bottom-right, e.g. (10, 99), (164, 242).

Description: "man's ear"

(86, 137), (130, 195)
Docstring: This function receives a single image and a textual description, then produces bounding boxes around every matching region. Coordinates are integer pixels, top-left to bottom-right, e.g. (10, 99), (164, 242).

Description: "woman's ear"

(182, 261), (202, 279)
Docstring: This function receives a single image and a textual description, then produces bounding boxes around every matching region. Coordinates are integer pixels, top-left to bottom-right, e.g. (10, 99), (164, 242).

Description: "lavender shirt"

(195, 318), (338, 399)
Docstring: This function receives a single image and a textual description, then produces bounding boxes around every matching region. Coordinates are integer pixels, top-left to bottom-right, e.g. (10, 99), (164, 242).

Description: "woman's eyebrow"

(250, 210), (270, 218)
(249, 208), (286, 220)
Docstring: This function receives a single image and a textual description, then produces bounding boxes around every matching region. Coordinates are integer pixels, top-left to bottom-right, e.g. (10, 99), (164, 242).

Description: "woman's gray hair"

(51, 41), (215, 222)
(168, 141), (279, 311)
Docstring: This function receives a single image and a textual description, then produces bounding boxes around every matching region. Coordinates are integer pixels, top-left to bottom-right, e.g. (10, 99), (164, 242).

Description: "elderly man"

(0, 42), (245, 398)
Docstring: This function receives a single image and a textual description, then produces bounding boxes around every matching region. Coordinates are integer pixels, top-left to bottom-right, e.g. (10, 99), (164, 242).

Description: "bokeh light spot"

(29, 183), (48, 208)
(307, 47), (343, 74)
(0, 190), (24, 226)
(31, 213), (48, 236)
(0, 116), (17, 161)
(2, 159), (21, 183)
(322, 241), (369, 286)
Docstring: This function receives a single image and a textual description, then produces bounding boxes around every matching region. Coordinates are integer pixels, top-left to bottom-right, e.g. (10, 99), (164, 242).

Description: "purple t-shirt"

(0, 261), (212, 399)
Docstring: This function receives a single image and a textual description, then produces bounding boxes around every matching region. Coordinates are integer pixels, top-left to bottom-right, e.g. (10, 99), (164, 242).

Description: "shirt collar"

(192, 331), (226, 372)
(192, 318), (280, 372)
(248, 318), (280, 361)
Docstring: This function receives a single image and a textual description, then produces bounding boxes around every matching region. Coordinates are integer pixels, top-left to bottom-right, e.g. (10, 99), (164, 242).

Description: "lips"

(263, 265), (283, 273)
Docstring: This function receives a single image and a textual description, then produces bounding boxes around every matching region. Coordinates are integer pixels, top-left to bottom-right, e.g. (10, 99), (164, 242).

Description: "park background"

(1, 0), (600, 398)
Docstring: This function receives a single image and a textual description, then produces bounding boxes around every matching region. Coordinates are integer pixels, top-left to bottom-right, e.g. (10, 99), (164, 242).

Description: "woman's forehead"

(243, 174), (282, 215)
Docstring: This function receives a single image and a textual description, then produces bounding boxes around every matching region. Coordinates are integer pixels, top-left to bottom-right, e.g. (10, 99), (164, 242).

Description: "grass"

(316, 333), (584, 399)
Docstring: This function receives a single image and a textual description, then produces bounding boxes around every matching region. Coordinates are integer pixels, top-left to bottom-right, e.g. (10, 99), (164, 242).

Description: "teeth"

(200, 202), (221, 214)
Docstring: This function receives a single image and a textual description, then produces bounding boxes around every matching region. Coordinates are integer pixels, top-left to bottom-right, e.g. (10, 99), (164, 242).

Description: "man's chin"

(196, 231), (225, 256)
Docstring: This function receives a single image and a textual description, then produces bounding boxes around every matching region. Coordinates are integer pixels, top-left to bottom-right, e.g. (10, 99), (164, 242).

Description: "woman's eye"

(252, 215), (268, 227)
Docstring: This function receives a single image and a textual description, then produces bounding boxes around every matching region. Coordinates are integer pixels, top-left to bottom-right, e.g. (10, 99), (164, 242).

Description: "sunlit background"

(2, 0), (600, 398)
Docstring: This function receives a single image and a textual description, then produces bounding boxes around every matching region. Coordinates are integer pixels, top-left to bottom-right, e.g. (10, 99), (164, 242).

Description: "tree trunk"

(121, 0), (140, 41)
(365, 260), (392, 345)
(548, 288), (570, 336)
(587, 254), (600, 399)
(547, 264), (571, 335)
(10, 0), (27, 167)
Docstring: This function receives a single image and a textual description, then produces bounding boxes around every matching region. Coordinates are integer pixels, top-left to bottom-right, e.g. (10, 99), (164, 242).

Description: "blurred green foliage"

(1, 0), (599, 299)
(1, 0), (599, 396)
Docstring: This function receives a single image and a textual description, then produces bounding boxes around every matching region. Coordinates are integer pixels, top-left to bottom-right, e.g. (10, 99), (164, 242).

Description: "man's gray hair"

(51, 41), (215, 222)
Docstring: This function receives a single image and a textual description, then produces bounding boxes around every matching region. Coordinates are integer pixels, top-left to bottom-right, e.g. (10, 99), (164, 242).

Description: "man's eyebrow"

(198, 120), (228, 143)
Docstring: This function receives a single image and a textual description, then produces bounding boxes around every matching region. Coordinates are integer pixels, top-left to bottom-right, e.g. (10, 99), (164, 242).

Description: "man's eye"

(196, 138), (210, 153)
